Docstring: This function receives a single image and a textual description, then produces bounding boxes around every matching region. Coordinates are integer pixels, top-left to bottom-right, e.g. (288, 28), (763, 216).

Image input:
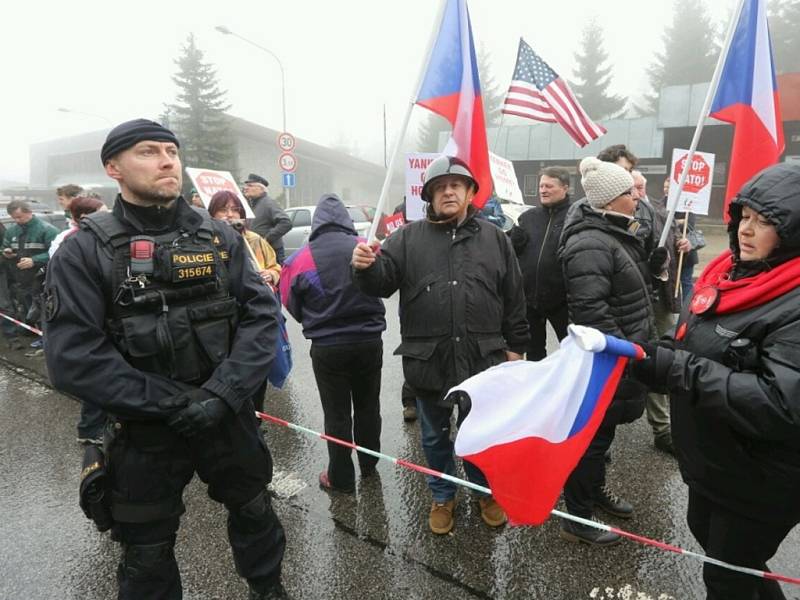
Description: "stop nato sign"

(673, 154), (711, 194)
(195, 170), (240, 197)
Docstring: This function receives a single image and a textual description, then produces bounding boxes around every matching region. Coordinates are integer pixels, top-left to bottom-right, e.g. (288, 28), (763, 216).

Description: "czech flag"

(710, 0), (784, 221)
(416, 0), (491, 209)
(452, 326), (644, 525)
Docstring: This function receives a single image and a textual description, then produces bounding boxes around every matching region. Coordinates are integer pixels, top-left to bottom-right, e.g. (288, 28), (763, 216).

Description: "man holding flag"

(352, 156), (528, 534)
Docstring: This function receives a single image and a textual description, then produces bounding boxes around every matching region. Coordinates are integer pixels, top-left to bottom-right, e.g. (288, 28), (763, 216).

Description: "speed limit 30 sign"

(277, 132), (295, 152)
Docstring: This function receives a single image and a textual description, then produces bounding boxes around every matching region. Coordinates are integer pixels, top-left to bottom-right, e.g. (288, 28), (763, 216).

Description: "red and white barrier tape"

(256, 410), (800, 587)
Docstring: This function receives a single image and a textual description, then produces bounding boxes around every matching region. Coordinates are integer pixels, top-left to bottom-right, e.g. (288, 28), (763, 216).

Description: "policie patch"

(166, 251), (217, 283)
(44, 288), (59, 322)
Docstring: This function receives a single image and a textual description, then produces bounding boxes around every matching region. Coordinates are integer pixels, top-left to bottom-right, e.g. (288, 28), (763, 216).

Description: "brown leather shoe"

(428, 499), (456, 534)
(478, 497), (507, 527)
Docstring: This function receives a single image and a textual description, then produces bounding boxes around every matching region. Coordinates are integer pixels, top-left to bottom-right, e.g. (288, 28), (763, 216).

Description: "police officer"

(43, 119), (287, 600)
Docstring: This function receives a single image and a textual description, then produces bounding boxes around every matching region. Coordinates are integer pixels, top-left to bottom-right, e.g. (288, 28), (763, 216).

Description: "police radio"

(130, 236), (155, 276)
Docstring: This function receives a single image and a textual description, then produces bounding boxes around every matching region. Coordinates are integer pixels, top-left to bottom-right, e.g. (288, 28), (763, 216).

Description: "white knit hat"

(579, 157), (634, 208)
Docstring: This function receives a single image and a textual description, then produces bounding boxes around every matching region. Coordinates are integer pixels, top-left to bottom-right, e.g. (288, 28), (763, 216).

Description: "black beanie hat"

(100, 119), (180, 165)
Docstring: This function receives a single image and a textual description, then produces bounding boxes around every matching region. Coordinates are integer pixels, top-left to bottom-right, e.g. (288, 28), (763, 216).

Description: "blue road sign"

(282, 172), (296, 188)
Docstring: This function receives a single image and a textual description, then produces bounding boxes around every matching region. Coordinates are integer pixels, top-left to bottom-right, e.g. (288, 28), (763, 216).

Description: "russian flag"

(710, 0), (784, 220)
(415, 0), (491, 209)
(452, 326), (644, 526)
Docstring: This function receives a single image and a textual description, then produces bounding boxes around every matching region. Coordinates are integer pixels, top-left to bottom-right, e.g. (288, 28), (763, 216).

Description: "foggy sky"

(2, 0), (736, 183)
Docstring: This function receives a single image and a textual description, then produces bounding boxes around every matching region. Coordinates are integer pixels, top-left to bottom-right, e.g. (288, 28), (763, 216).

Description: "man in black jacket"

(43, 119), (287, 600)
(559, 157), (661, 546)
(509, 166), (572, 360)
(243, 174), (292, 264)
(352, 155), (529, 535)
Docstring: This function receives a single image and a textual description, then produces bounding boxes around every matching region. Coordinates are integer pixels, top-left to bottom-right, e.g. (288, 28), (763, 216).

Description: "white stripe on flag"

(543, 83), (595, 145)
(452, 335), (597, 455)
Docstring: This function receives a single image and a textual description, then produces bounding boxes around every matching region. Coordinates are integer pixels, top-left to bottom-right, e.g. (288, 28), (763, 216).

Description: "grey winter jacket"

(248, 193), (292, 252)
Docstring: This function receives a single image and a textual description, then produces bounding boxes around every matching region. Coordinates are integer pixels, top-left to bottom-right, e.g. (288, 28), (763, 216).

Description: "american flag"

(502, 38), (606, 147)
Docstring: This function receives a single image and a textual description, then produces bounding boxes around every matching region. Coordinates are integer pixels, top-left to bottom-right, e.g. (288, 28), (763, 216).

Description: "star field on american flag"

(502, 38), (606, 147)
(512, 42), (558, 90)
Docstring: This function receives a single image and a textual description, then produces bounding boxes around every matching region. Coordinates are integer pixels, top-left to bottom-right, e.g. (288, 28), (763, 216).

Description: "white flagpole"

(658, 0), (746, 248)
(366, 0), (448, 243)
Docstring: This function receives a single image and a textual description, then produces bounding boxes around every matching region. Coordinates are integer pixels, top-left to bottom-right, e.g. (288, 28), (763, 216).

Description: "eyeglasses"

(218, 205), (242, 215)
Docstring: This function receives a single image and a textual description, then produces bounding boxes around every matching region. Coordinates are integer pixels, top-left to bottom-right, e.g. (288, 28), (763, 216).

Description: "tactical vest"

(82, 211), (239, 384)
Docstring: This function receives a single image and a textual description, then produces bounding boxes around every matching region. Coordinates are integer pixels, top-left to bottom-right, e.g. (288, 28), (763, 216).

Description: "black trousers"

(563, 415), (617, 518)
(526, 304), (569, 361)
(310, 339), (382, 489)
(109, 401), (285, 600)
(687, 490), (797, 600)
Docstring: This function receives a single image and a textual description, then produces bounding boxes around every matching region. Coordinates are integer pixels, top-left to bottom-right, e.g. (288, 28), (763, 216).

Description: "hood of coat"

(310, 194), (357, 240)
(728, 163), (800, 258)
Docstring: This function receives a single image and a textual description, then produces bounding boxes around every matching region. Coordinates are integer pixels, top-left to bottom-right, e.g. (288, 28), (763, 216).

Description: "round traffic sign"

(279, 152), (297, 173)
(673, 154), (711, 194)
(277, 132), (295, 152)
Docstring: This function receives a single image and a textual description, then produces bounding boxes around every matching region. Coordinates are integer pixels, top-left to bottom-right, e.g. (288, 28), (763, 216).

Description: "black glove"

(630, 341), (675, 393)
(508, 226), (529, 254)
(160, 389), (230, 437)
(648, 246), (669, 276)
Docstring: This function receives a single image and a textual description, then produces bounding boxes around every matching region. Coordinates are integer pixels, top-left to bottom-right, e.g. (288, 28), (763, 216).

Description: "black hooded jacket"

(281, 194), (385, 345)
(511, 196), (571, 312)
(666, 163), (800, 519)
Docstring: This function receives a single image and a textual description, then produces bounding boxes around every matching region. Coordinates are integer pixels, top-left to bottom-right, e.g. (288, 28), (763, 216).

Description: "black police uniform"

(43, 196), (285, 599)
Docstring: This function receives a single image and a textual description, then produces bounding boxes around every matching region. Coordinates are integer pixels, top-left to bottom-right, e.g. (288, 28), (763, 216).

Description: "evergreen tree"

(164, 34), (236, 183)
(644, 0), (719, 114)
(478, 44), (505, 127)
(769, 0), (800, 74)
(571, 19), (627, 120)
(416, 44), (504, 152)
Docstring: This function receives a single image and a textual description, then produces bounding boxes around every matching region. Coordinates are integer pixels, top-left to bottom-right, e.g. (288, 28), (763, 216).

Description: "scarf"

(690, 249), (800, 315)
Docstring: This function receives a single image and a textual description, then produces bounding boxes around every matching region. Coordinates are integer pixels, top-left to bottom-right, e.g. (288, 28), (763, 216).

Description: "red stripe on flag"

(711, 100), (784, 221)
(461, 356), (628, 525)
(546, 80), (599, 146)
(541, 86), (586, 146)
(501, 108), (557, 123)
(553, 79), (606, 139)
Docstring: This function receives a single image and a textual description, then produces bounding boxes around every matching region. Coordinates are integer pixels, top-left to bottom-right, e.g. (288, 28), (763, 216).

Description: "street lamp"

(215, 25), (287, 133)
(56, 107), (113, 125)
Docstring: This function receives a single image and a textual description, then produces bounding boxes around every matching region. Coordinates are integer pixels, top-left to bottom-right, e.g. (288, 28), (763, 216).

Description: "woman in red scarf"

(633, 163), (800, 600)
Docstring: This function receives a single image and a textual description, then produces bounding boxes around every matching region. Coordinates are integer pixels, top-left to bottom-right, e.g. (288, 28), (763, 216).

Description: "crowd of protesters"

(8, 116), (798, 600)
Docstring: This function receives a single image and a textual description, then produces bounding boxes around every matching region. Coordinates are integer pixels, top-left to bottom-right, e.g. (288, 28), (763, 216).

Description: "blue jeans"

(680, 261), (695, 305)
(415, 397), (489, 502)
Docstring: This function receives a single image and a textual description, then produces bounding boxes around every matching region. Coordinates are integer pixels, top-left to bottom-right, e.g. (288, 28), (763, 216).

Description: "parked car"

(282, 204), (372, 256)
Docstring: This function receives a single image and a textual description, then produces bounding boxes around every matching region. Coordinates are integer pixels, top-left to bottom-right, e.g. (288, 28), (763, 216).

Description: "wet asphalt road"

(1, 295), (799, 600)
